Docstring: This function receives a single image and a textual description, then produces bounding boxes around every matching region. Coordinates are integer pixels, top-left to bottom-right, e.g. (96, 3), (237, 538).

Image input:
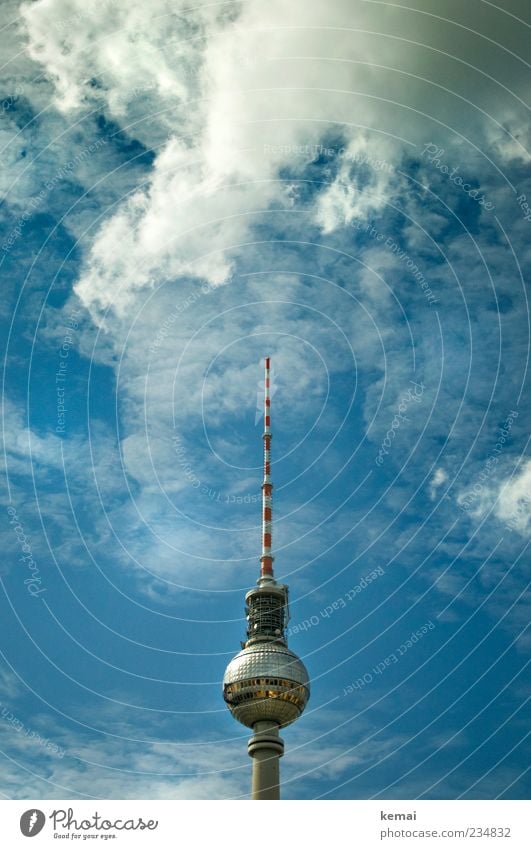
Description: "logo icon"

(20, 809), (45, 837)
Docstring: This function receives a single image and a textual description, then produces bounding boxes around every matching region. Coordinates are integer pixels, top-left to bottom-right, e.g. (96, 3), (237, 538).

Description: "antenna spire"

(260, 356), (274, 582)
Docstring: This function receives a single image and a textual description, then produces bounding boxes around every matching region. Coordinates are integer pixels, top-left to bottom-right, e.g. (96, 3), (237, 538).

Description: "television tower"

(223, 357), (310, 800)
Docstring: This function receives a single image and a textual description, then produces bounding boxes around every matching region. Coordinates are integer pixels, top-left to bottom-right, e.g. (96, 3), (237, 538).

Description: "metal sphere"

(223, 642), (310, 728)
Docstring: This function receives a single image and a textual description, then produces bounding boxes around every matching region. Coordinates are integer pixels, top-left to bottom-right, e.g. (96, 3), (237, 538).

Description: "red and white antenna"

(260, 356), (274, 581)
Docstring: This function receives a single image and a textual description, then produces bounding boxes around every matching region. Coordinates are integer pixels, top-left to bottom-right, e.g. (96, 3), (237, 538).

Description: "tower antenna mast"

(260, 356), (274, 582)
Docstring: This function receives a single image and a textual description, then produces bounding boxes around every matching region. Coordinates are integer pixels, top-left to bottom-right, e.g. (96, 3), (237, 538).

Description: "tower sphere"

(223, 642), (310, 728)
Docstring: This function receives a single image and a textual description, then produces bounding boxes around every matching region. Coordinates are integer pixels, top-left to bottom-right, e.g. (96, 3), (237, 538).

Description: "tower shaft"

(248, 721), (284, 800)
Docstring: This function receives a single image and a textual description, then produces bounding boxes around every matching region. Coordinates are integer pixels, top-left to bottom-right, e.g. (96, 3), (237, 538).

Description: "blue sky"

(0, 0), (529, 799)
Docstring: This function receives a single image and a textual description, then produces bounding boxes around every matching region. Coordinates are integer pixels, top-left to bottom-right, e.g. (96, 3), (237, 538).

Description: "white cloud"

(0, 716), (249, 798)
(26, 0), (531, 320)
(456, 459), (531, 539)
(20, 0), (209, 126)
(0, 665), (24, 700)
(314, 137), (398, 233)
(13, 0), (528, 350)
(1, 396), (65, 476)
(495, 459), (531, 536)
(429, 467), (448, 500)
(72, 137), (254, 318)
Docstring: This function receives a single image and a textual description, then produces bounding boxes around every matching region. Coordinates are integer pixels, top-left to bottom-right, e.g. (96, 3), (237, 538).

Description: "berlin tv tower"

(223, 357), (310, 800)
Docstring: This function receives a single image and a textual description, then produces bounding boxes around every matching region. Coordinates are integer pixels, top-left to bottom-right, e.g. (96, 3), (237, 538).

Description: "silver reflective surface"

(223, 643), (310, 728)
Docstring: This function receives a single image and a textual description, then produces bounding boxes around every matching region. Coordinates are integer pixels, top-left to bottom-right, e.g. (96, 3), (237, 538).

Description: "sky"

(0, 0), (529, 800)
